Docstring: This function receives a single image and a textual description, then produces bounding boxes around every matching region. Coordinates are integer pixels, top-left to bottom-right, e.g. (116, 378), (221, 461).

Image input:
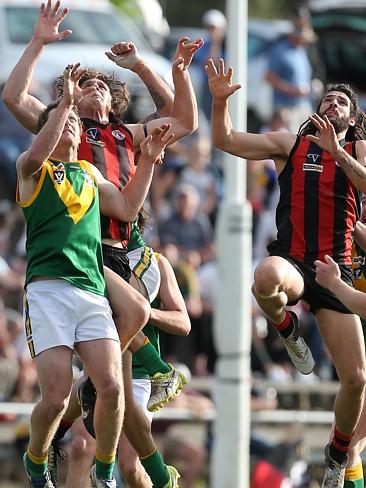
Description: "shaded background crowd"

(1, 0), (366, 486)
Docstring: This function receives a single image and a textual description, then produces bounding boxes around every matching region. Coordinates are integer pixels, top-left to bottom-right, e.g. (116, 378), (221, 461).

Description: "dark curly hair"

(298, 83), (366, 141)
(55, 68), (130, 125)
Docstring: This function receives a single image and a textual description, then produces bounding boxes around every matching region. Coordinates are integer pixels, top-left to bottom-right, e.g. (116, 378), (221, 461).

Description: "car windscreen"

(6, 6), (153, 50)
(311, 8), (366, 91)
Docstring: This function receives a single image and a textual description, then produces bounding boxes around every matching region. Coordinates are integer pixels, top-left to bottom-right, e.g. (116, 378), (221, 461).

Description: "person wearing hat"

(193, 9), (227, 119)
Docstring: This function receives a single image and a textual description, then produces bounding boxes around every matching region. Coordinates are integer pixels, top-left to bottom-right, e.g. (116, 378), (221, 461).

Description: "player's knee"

(124, 297), (150, 341)
(42, 396), (69, 419)
(343, 368), (366, 394)
(132, 297), (150, 330)
(118, 457), (142, 484)
(71, 434), (95, 461)
(253, 262), (282, 297)
(97, 378), (123, 409)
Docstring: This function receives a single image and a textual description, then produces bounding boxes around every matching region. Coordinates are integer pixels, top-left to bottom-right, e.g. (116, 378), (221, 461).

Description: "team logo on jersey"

(52, 163), (65, 184)
(85, 128), (105, 147)
(303, 163), (323, 172)
(307, 153), (320, 163)
(112, 129), (125, 141)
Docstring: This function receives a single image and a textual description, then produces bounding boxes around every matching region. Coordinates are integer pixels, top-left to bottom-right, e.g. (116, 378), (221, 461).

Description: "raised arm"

(2, 0), (72, 133)
(164, 36), (203, 127)
(205, 58), (292, 161)
(127, 38), (202, 148)
(149, 254), (191, 336)
(106, 37), (203, 122)
(106, 41), (173, 118)
(16, 64), (79, 182)
(96, 124), (174, 222)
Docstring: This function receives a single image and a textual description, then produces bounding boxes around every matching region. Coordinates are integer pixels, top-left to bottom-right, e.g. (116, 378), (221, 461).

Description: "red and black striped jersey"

(78, 118), (136, 247)
(268, 136), (361, 265)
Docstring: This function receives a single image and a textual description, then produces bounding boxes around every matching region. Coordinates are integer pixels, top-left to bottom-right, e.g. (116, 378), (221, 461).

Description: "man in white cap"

(193, 9), (227, 119)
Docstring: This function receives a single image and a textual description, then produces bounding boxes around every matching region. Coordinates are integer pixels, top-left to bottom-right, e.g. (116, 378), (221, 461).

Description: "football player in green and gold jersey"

(18, 64), (173, 488)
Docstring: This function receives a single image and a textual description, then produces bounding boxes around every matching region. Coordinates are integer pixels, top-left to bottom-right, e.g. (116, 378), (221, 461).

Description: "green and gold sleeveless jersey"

(127, 219), (146, 252)
(18, 159), (106, 296)
(352, 240), (366, 293)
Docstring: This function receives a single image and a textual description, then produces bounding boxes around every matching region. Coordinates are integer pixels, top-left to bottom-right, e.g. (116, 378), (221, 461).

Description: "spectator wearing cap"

(193, 9), (227, 119)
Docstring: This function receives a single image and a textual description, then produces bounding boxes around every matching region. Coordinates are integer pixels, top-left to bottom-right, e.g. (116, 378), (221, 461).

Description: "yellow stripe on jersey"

(46, 160), (96, 225)
(17, 164), (48, 208)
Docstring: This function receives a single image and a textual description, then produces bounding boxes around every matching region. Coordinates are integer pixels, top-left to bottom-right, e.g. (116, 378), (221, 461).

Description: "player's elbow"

(180, 315), (191, 336)
(177, 117), (198, 139)
(119, 206), (138, 223)
(2, 85), (16, 109)
(2, 84), (24, 111)
(182, 321), (191, 336)
(190, 109), (199, 133)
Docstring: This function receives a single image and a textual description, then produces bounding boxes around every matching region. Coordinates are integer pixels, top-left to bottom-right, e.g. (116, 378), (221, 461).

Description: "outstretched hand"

(33, 0), (72, 44)
(204, 58), (241, 100)
(305, 114), (341, 156)
(173, 37), (204, 71)
(62, 63), (85, 106)
(314, 255), (341, 290)
(105, 41), (141, 70)
(140, 124), (174, 165)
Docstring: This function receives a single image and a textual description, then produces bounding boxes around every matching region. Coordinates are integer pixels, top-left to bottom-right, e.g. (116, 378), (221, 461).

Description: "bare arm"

(333, 143), (366, 192)
(354, 221), (366, 252)
(149, 255), (191, 336)
(106, 41), (174, 118)
(315, 255), (366, 318)
(206, 58), (292, 160)
(96, 125), (173, 222)
(2, 0), (72, 133)
(163, 37), (203, 128)
(17, 64), (80, 181)
(17, 100), (71, 179)
(108, 37), (203, 122)
(354, 197), (366, 251)
(306, 114), (366, 193)
(128, 44), (200, 148)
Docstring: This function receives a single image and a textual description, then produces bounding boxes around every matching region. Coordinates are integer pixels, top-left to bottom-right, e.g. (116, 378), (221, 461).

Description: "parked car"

(309, 0), (366, 95)
(0, 0), (172, 121)
(163, 19), (292, 131)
